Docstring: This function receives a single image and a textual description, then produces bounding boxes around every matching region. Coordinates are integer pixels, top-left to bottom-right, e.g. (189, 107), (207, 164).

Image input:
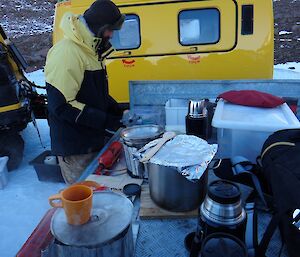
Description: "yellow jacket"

(45, 12), (105, 111)
(45, 13), (121, 156)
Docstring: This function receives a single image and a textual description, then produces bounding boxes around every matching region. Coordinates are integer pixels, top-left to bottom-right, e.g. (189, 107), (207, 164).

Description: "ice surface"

(0, 120), (65, 257)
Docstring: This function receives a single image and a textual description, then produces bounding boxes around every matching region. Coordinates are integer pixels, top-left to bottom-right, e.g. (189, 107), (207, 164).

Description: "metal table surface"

(78, 129), (288, 257)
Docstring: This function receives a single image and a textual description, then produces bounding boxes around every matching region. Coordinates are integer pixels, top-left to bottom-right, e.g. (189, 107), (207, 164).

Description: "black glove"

(105, 113), (122, 131)
(75, 106), (106, 130)
(107, 95), (124, 116)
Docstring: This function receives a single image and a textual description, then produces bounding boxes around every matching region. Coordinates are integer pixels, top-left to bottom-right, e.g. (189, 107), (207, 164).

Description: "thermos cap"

(188, 99), (208, 118)
(208, 180), (241, 205)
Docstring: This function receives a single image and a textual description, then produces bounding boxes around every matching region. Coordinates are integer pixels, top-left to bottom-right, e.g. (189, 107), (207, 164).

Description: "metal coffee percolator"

(189, 180), (257, 257)
(199, 180), (247, 241)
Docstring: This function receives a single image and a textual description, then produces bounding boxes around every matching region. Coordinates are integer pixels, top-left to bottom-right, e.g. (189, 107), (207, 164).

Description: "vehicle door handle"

(189, 47), (198, 52)
(118, 51), (131, 56)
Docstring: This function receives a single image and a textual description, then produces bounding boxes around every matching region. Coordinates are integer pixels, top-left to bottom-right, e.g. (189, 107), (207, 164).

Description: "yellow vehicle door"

(107, 0), (237, 102)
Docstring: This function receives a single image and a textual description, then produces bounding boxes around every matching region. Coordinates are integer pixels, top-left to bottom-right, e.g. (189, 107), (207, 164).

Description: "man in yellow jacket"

(45, 0), (125, 184)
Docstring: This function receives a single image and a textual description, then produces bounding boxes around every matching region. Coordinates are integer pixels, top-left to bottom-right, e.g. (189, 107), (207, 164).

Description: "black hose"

(21, 78), (46, 89)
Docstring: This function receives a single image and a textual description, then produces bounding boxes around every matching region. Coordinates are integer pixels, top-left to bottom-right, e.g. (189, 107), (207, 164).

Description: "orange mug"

(49, 185), (93, 225)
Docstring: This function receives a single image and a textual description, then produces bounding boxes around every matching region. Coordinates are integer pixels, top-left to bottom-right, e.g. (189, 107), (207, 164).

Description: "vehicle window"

(110, 14), (140, 50)
(178, 9), (220, 45)
(241, 5), (254, 35)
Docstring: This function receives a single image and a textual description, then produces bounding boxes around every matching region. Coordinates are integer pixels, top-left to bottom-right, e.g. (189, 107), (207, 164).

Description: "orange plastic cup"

(49, 185), (93, 225)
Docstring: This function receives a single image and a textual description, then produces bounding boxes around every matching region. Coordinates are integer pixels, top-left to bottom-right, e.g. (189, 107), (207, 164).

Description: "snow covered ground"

(0, 65), (300, 257)
(0, 120), (65, 257)
(274, 62), (300, 79)
(1, 0), (54, 37)
(26, 69), (46, 88)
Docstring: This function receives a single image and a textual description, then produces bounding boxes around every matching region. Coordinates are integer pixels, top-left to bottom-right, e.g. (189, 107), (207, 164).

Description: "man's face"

(102, 29), (113, 40)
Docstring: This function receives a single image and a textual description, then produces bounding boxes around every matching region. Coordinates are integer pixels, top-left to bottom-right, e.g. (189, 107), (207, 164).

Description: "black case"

(29, 150), (64, 183)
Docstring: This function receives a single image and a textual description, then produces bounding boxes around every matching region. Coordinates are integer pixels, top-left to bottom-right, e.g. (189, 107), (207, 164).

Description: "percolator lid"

(208, 180), (241, 204)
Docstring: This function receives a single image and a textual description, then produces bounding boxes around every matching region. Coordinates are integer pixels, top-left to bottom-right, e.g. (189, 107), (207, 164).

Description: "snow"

(274, 62), (300, 79)
(0, 64), (300, 256)
(25, 69), (46, 94)
(1, 18), (53, 36)
(26, 69), (45, 86)
(0, 0), (54, 36)
(275, 62), (300, 72)
(0, 120), (64, 257)
(278, 30), (293, 35)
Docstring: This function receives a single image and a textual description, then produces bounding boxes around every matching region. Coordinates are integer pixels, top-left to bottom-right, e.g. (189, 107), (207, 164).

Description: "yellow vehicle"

(53, 0), (274, 103)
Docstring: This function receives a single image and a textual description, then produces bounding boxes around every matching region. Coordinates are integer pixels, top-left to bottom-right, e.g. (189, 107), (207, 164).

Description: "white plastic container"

(165, 99), (189, 133)
(212, 100), (300, 162)
(0, 156), (9, 189)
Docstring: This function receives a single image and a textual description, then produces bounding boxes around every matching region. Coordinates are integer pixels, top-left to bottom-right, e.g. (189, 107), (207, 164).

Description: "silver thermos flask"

(186, 99), (208, 139)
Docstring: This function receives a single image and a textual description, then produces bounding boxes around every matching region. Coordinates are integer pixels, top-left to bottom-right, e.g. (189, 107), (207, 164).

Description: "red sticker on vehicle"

(187, 55), (200, 64)
(122, 59), (135, 67)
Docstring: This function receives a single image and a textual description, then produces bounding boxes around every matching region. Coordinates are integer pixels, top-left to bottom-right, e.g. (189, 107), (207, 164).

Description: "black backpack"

(257, 129), (300, 257)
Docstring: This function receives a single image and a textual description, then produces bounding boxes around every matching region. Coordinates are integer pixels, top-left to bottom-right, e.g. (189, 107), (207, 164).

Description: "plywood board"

(140, 185), (198, 219)
(86, 173), (143, 191)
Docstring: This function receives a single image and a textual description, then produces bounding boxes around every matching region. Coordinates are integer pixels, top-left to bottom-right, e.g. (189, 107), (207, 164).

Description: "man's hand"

(105, 113), (122, 131)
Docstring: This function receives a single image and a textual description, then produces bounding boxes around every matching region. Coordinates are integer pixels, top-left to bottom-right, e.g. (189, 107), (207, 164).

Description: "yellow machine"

(53, 0), (274, 103)
(0, 26), (47, 170)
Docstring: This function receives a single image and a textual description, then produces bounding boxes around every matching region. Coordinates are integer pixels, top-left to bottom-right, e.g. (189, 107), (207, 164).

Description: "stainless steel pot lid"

(120, 125), (164, 142)
(51, 192), (133, 247)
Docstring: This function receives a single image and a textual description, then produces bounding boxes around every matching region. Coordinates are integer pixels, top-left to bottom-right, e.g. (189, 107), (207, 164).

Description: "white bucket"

(0, 156), (9, 189)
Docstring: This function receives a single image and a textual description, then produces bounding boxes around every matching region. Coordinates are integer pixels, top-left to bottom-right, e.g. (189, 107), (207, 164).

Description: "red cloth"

(218, 90), (285, 108)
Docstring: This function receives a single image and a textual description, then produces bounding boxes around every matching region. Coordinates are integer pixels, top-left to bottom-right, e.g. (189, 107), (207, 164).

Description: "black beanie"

(83, 0), (125, 36)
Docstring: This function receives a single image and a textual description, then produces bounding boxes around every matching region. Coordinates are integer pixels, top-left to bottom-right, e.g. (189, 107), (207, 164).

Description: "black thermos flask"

(186, 99), (208, 139)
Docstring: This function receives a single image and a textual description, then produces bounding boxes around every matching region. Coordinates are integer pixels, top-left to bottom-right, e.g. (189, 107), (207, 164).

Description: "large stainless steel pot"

(121, 125), (164, 178)
(146, 162), (208, 212)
